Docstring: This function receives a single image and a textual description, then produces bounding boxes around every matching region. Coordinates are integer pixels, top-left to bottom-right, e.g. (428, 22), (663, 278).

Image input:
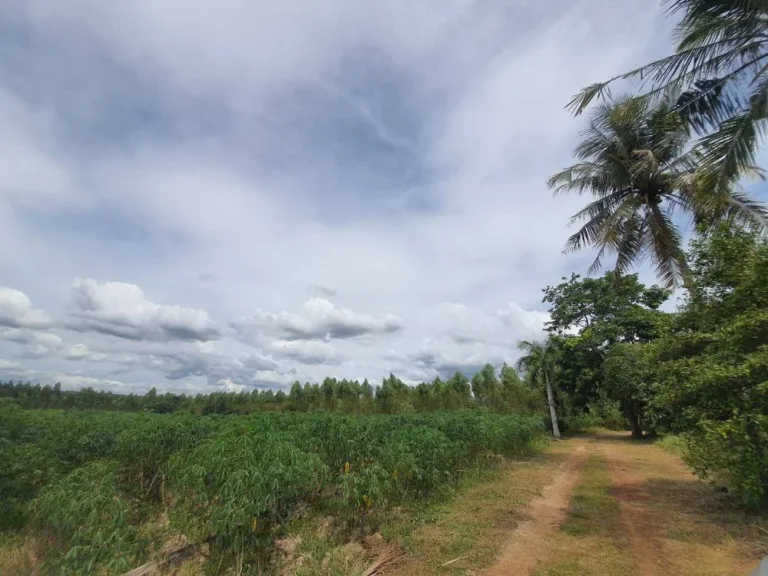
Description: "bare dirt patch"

(389, 442), (576, 576)
(482, 441), (587, 576)
(599, 431), (766, 576)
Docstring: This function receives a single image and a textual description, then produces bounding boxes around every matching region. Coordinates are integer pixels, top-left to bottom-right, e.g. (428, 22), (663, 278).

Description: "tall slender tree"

(516, 338), (561, 438)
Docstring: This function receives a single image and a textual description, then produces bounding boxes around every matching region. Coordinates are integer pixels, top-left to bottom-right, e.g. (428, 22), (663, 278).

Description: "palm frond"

(614, 212), (649, 275)
(567, 38), (766, 114)
(697, 109), (762, 192)
(566, 191), (634, 226)
(565, 194), (639, 255)
(547, 164), (628, 197)
(646, 202), (687, 288)
(720, 189), (768, 229)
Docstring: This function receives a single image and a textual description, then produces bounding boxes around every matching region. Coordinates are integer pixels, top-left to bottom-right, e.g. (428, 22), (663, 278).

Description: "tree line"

(0, 364), (543, 417)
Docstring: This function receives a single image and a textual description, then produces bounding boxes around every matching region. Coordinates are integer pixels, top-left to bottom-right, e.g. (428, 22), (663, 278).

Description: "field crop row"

(0, 406), (545, 573)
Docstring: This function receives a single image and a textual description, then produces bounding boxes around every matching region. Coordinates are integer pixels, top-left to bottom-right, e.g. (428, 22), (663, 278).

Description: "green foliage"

(166, 431), (327, 552)
(378, 425), (466, 497)
(34, 460), (145, 574)
(0, 408), (140, 531)
(648, 224), (768, 508)
(602, 343), (654, 437)
(115, 413), (220, 498)
(586, 394), (627, 431)
(1, 407), (544, 571)
(542, 272), (671, 433)
(543, 273), (670, 335)
(548, 95), (729, 288)
(656, 435), (688, 457)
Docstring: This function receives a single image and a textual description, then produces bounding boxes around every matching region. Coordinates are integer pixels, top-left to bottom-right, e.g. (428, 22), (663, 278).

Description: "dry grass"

(0, 533), (52, 576)
(597, 432), (767, 575)
(361, 544), (404, 576)
(388, 440), (577, 576)
(532, 454), (633, 576)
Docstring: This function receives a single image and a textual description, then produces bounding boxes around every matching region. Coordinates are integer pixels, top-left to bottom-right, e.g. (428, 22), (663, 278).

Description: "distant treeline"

(0, 364), (544, 415)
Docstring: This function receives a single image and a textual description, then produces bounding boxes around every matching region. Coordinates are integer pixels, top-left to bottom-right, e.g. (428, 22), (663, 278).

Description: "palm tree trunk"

(545, 371), (561, 439)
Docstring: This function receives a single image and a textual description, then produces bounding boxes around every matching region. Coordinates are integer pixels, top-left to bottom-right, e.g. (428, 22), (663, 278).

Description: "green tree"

(569, 0), (768, 207)
(516, 338), (561, 438)
(446, 372), (472, 409)
(648, 223), (768, 507)
(499, 362), (541, 413)
(602, 343), (654, 438)
(289, 382), (305, 411)
(321, 378), (337, 411)
(543, 272), (671, 428)
(376, 374), (412, 414)
(470, 364), (500, 405)
(549, 96), (761, 287)
(500, 363), (521, 388)
(544, 273), (668, 334)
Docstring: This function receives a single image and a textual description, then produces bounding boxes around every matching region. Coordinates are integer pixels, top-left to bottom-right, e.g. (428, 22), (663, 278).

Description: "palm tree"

(568, 0), (768, 203)
(516, 338), (561, 439)
(549, 95), (764, 288)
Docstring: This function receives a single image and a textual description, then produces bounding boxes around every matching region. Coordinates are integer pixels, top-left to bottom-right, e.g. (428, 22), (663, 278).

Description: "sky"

(0, 0), (683, 394)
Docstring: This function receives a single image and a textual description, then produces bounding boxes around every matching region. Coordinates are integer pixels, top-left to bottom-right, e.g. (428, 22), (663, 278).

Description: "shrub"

(115, 413), (220, 497)
(647, 226), (768, 509)
(34, 460), (144, 574)
(166, 431), (327, 551)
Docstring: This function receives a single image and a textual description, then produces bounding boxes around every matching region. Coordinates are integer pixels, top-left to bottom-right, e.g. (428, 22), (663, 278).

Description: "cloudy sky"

(1, 0), (688, 393)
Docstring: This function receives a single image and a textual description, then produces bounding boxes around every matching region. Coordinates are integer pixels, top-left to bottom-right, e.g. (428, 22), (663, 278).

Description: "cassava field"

(3, 406), (767, 575)
(0, 406), (545, 574)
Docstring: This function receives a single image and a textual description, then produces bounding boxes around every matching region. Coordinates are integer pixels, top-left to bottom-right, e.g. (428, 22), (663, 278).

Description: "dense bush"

(34, 460), (145, 574)
(647, 226), (768, 508)
(115, 413), (221, 498)
(0, 407), (138, 530)
(166, 431), (327, 551)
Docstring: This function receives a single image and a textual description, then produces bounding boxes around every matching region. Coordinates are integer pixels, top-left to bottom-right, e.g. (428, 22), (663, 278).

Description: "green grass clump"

(656, 435), (688, 457)
(561, 455), (619, 537)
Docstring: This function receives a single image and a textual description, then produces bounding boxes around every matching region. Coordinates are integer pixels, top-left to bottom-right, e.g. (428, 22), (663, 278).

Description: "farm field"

(4, 405), (766, 576)
(0, 406), (544, 574)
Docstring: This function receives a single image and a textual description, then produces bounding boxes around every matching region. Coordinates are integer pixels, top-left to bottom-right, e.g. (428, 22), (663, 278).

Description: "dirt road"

(483, 442), (587, 575)
(396, 431), (766, 576)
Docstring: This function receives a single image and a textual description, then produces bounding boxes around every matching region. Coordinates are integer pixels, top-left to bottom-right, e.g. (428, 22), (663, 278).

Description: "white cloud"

(218, 378), (245, 393)
(66, 343), (106, 361)
(67, 279), (221, 342)
(233, 298), (403, 343)
(268, 339), (338, 365)
(33, 332), (64, 351)
(496, 303), (550, 335)
(0, 359), (20, 370)
(55, 374), (138, 391)
(0, 287), (54, 329)
(0, 322), (63, 360)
